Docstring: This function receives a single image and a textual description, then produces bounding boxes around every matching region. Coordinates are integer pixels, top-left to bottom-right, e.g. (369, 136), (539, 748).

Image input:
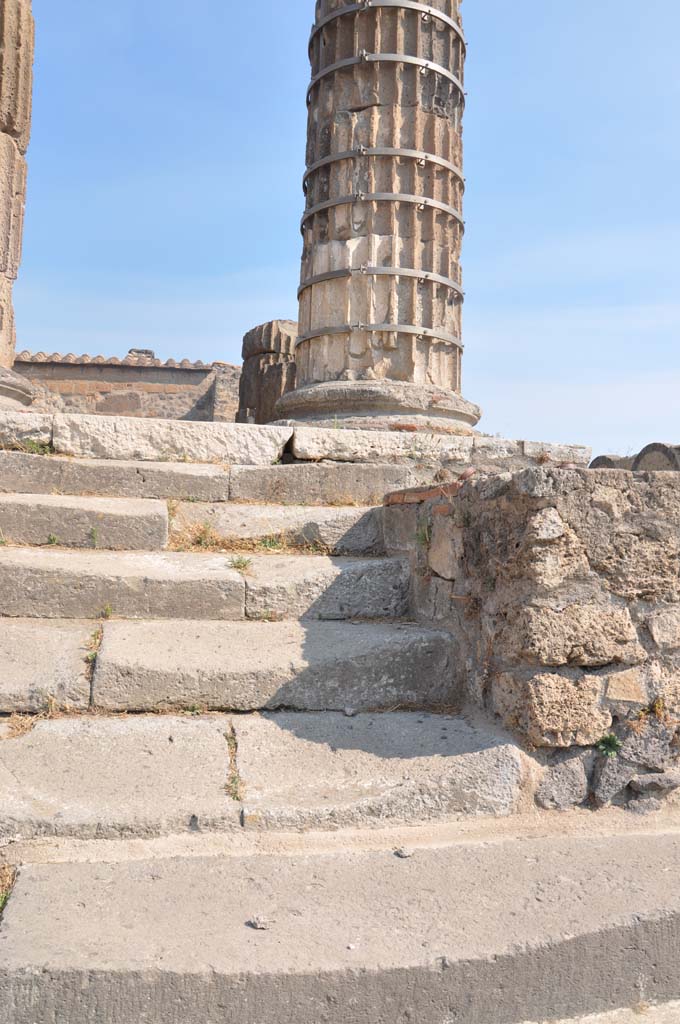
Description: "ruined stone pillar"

(0, 0), (35, 406)
(277, 0), (481, 432)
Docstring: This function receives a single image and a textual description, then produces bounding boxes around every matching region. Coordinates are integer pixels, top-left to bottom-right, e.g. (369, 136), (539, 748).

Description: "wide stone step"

(1, 832), (678, 1023)
(0, 712), (526, 840)
(0, 549), (409, 621)
(0, 493), (168, 550)
(93, 621), (453, 711)
(171, 501), (384, 555)
(0, 451), (427, 506)
(0, 451), (232, 501)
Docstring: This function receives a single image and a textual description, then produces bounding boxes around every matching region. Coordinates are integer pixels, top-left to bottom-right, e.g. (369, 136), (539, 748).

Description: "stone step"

(0, 712), (526, 840)
(93, 621), (453, 712)
(0, 451), (232, 501)
(1, 832), (678, 1022)
(229, 462), (429, 506)
(0, 549), (409, 621)
(0, 492), (168, 550)
(171, 501), (384, 555)
(0, 451), (426, 506)
(0, 618), (93, 712)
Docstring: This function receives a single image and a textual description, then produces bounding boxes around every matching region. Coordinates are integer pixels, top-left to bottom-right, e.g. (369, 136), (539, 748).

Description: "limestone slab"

(3, 835), (680, 1023)
(0, 548), (245, 619)
(92, 620), (455, 711)
(0, 618), (92, 712)
(0, 493), (168, 549)
(0, 410), (52, 447)
(0, 451), (231, 500)
(291, 425), (474, 465)
(0, 716), (239, 839)
(229, 463), (430, 506)
(243, 555), (410, 621)
(52, 414), (293, 465)
(172, 501), (384, 555)
(237, 712), (527, 829)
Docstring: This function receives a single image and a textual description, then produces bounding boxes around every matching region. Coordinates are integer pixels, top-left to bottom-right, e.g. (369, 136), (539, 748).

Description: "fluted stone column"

(0, 0), (35, 407)
(277, 0), (481, 432)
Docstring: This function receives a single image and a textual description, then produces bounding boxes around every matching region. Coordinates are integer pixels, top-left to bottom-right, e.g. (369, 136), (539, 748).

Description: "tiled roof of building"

(15, 350), (238, 371)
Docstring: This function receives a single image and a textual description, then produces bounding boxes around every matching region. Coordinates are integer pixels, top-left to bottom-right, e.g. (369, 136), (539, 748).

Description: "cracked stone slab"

(51, 414), (293, 465)
(243, 555), (410, 620)
(92, 620), (455, 711)
(1, 834), (680, 1023)
(0, 618), (92, 712)
(0, 493), (169, 549)
(0, 715), (239, 839)
(171, 502), (384, 555)
(0, 452), (232, 500)
(0, 548), (245, 619)
(237, 712), (528, 829)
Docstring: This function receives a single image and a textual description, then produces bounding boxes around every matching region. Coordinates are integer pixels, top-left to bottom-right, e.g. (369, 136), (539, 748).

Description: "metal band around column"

(297, 266), (464, 300)
(307, 53), (464, 104)
(303, 147), (464, 190)
(297, 322), (463, 351)
(301, 192), (464, 230)
(310, 1), (466, 50)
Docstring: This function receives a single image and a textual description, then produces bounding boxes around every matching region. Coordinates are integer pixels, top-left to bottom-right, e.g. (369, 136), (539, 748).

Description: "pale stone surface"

(230, 463), (429, 506)
(0, 451), (232, 500)
(238, 713), (527, 829)
(286, 0), (477, 428)
(93, 620), (455, 711)
(172, 501), (384, 555)
(0, 618), (92, 711)
(0, 133), (26, 280)
(52, 414), (293, 465)
(604, 667), (649, 707)
(0, 410), (52, 445)
(0, 0), (34, 154)
(514, 603), (646, 668)
(291, 425), (474, 466)
(3, 835), (680, 1023)
(0, 547), (245, 619)
(0, 492), (169, 549)
(428, 515), (464, 581)
(648, 607), (680, 650)
(0, 716), (240, 839)
(492, 672), (612, 748)
(243, 554), (410, 621)
(522, 1004), (680, 1024)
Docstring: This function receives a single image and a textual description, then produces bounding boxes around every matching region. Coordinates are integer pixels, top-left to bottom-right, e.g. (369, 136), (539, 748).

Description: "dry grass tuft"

(0, 864), (16, 915)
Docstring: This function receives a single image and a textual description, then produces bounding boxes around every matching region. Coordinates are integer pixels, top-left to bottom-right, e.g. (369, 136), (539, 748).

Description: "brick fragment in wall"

(0, 134), (27, 278)
(0, 0), (34, 154)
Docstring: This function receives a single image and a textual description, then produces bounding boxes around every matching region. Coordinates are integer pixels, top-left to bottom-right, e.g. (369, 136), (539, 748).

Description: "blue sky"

(16, 1), (679, 455)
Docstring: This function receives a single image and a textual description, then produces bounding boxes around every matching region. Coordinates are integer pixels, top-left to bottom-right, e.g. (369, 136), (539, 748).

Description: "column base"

(275, 380), (481, 434)
(0, 366), (38, 409)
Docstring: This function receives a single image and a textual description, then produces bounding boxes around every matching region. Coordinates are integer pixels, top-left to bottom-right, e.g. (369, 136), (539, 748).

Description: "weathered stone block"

(428, 515), (464, 581)
(0, 0), (33, 154)
(536, 749), (595, 810)
(492, 672), (612, 748)
(648, 607), (680, 650)
(0, 134), (26, 279)
(0, 409), (52, 446)
(514, 603), (646, 668)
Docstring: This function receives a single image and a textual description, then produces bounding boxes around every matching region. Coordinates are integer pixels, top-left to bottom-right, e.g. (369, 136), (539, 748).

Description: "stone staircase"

(1, 442), (680, 1022)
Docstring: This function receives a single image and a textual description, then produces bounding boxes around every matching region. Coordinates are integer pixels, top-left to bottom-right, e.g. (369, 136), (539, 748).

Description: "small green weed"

(101, 604), (113, 620)
(47, 534), (58, 546)
(416, 522), (432, 547)
(597, 734), (623, 758)
(89, 526), (99, 548)
(229, 555), (253, 574)
(0, 865), (15, 916)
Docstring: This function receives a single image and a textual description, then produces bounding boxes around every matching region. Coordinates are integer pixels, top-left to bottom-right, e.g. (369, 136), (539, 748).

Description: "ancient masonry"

(277, 0), (480, 430)
(2, 3), (680, 1023)
(0, 0), (34, 407)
